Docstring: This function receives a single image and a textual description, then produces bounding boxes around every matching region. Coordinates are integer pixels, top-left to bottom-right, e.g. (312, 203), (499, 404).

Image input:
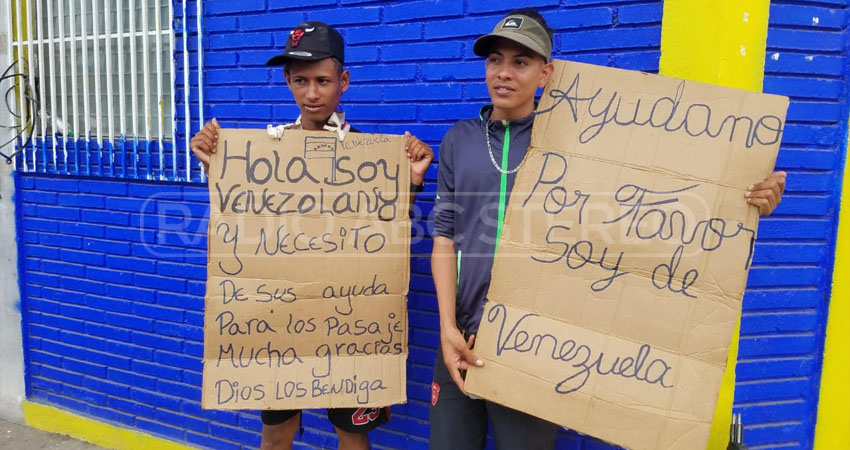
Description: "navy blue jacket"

(433, 105), (534, 333)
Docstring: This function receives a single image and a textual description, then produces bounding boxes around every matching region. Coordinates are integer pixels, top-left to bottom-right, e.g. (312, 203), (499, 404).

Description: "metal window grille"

(3, 0), (203, 182)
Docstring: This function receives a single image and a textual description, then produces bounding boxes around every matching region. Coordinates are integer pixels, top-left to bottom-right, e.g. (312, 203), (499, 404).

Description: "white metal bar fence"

(3, 0), (203, 182)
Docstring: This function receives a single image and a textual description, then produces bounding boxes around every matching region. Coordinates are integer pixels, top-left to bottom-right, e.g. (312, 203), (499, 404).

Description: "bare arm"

(432, 236), (481, 393)
(433, 236), (458, 330)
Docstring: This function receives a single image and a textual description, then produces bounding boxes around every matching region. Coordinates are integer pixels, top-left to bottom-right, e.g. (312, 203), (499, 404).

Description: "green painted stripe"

(495, 122), (510, 255)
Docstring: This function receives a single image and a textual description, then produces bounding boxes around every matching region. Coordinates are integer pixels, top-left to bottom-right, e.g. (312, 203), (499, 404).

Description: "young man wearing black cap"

(190, 21), (433, 450)
(429, 8), (787, 450)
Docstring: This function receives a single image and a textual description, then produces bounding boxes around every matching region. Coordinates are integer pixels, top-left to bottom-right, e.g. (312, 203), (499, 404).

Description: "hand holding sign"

(190, 117), (221, 172)
(440, 327), (482, 394)
(404, 131), (434, 186)
(746, 170), (787, 215)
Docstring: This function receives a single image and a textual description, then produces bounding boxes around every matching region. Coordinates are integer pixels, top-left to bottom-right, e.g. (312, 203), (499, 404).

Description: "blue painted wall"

(734, 2), (849, 449)
(14, 1), (849, 450)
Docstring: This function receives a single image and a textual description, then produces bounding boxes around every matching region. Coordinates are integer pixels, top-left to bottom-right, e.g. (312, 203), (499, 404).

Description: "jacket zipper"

(494, 122), (510, 256)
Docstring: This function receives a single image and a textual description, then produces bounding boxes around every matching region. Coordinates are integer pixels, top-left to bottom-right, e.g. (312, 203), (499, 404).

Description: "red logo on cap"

(291, 28), (305, 47)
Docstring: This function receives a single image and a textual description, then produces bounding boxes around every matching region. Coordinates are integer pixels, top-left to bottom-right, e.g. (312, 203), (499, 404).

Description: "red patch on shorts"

(431, 382), (441, 406)
(352, 408), (379, 426)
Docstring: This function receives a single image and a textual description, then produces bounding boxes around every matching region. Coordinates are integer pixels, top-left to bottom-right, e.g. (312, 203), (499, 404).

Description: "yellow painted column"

(813, 141), (850, 449)
(659, 1), (771, 448)
(660, 1), (770, 91)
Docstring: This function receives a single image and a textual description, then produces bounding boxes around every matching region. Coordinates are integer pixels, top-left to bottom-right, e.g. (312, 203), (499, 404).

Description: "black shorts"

(261, 407), (391, 433)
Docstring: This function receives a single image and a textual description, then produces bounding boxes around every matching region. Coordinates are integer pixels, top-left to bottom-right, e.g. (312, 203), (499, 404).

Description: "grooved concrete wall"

(14, 1), (848, 450)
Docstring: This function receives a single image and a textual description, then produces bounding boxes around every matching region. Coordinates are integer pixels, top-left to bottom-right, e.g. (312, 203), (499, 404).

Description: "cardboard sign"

(203, 129), (410, 410)
(465, 60), (788, 450)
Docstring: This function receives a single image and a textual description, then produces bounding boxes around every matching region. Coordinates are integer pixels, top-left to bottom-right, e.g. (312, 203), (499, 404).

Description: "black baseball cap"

(266, 21), (345, 66)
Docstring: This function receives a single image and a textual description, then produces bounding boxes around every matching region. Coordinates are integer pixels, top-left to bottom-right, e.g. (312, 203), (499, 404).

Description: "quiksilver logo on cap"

(502, 17), (523, 29)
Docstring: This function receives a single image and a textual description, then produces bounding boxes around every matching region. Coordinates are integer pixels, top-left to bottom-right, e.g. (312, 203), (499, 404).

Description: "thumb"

(212, 117), (221, 129)
(460, 345), (483, 367)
